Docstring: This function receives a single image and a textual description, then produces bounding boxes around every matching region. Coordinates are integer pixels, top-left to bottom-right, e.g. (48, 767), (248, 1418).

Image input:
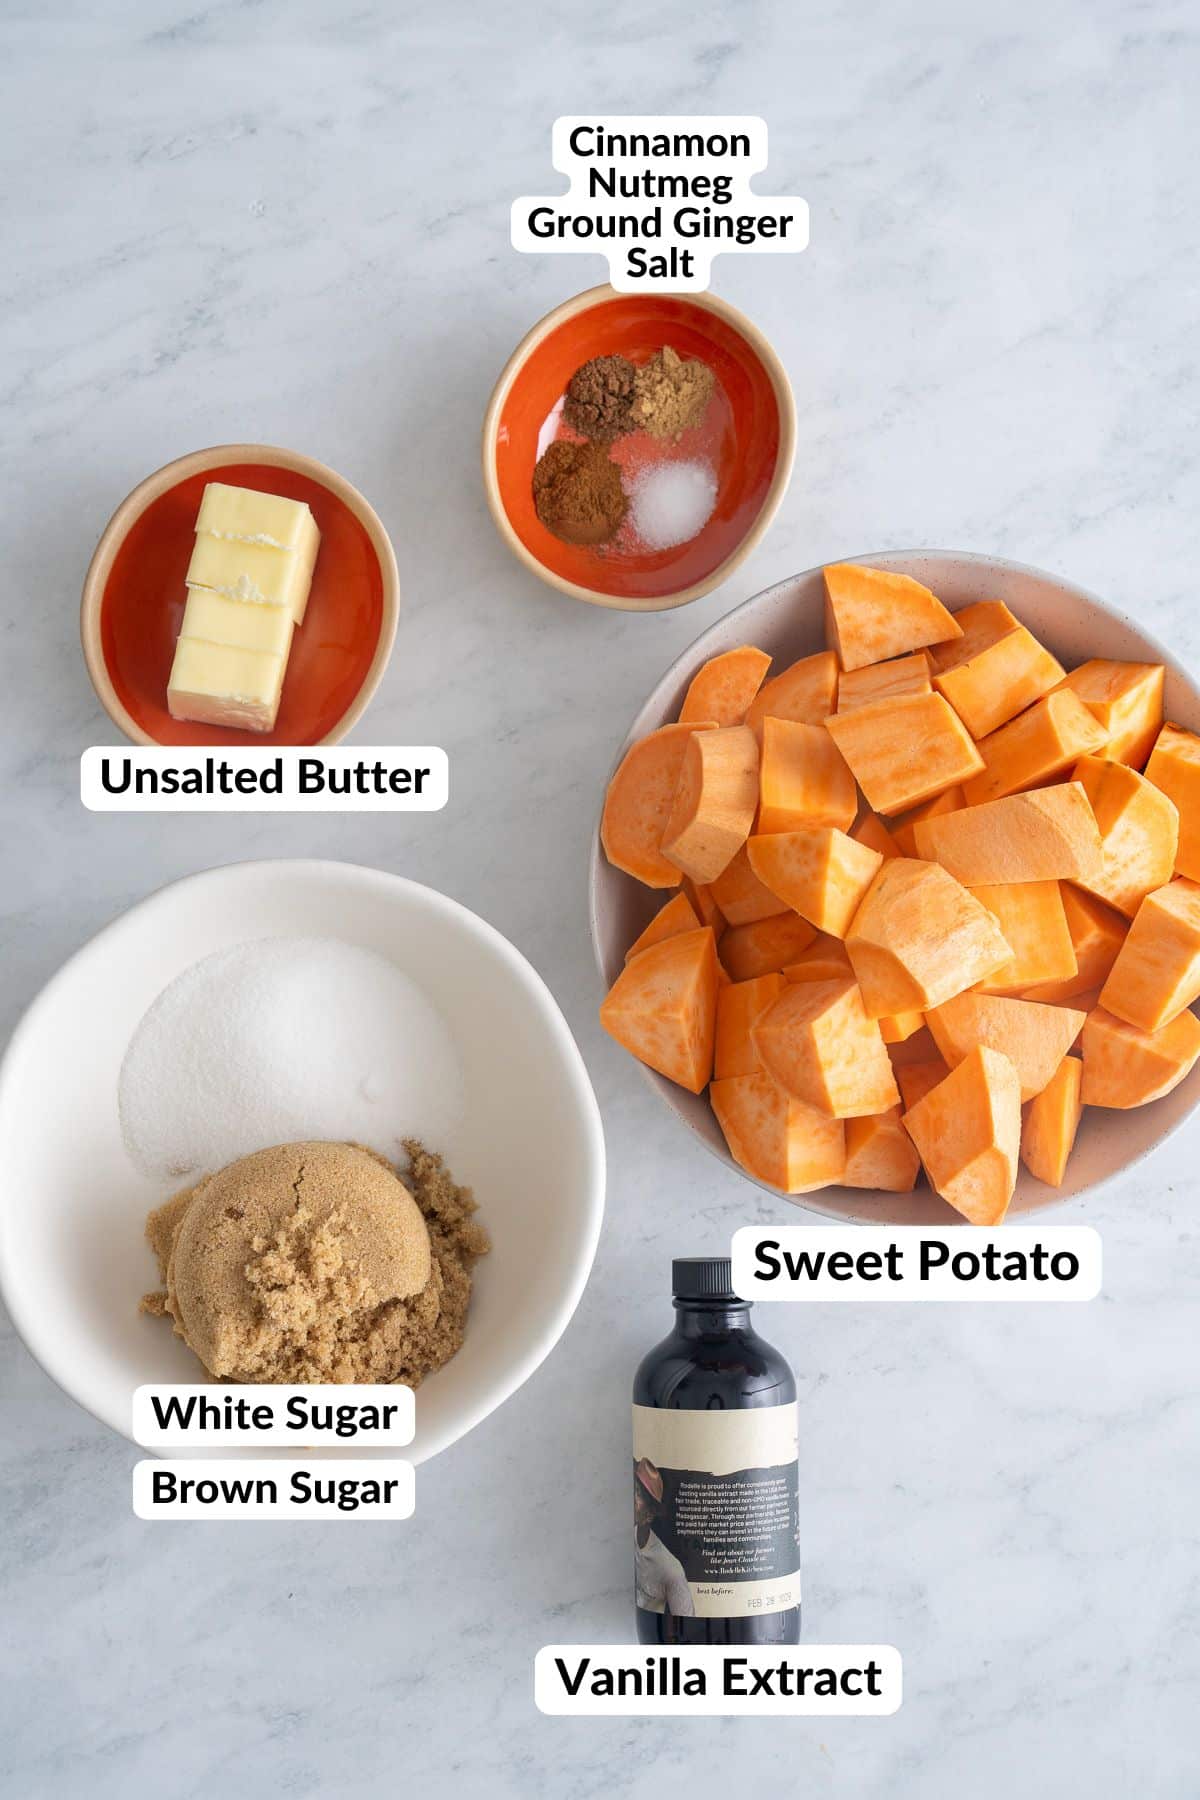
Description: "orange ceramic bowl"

(81, 444), (400, 746)
(483, 285), (796, 611)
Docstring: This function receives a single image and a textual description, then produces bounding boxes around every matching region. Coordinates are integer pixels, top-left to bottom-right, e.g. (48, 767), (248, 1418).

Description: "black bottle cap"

(671, 1256), (741, 1301)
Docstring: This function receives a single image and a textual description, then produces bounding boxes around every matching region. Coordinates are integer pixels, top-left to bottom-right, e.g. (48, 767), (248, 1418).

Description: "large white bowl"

(0, 861), (605, 1461)
(589, 549), (1200, 1224)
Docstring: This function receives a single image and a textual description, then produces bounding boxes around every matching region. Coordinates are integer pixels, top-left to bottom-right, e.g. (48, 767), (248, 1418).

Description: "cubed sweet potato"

(901, 1044), (1021, 1225)
(602, 722), (717, 887)
(714, 973), (786, 1078)
(600, 927), (719, 1092)
(1020, 1055), (1083, 1186)
(963, 691), (1107, 805)
(751, 976), (900, 1118)
(1081, 1006), (1200, 1107)
(878, 1010), (926, 1045)
(661, 725), (759, 884)
(823, 563), (961, 671)
(1099, 877), (1200, 1032)
(837, 651), (932, 712)
(624, 892), (701, 963)
(851, 810), (899, 860)
(1144, 723), (1200, 882)
(969, 881), (1077, 994)
(1020, 886), (1127, 1003)
(709, 845), (788, 926)
(1054, 659), (1164, 768)
(747, 828), (882, 938)
(932, 607), (1065, 738)
(758, 718), (857, 834)
(895, 1057), (951, 1111)
(679, 646), (772, 728)
(782, 934), (854, 982)
(710, 1072), (847, 1193)
(681, 876), (725, 937)
(891, 786), (966, 858)
(824, 693), (983, 815)
(843, 1108), (921, 1191)
(744, 650), (839, 739)
(913, 782), (1102, 884)
(720, 911), (818, 981)
(1070, 754), (1179, 918)
(845, 858), (1012, 1017)
(925, 991), (1087, 1101)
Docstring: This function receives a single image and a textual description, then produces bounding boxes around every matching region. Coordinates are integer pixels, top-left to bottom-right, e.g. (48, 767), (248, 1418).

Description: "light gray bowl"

(589, 549), (1200, 1223)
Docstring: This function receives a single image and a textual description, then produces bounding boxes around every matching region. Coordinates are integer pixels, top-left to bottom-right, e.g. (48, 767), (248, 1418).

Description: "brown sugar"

(140, 1139), (488, 1386)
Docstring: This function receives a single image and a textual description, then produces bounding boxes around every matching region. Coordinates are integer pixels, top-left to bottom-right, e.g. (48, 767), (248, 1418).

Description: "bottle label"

(632, 1402), (801, 1619)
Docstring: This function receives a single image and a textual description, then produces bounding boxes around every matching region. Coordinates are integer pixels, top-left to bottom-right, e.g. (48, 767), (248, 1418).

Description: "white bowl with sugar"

(0, 861), (605, 1463)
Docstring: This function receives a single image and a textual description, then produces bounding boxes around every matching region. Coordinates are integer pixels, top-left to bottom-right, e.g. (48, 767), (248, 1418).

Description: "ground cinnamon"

(532, 440), (627, 546)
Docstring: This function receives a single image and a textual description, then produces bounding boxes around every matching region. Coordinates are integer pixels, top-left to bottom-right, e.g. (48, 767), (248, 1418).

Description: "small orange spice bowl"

(81, 444), (400, 747)
(482, 285), (796, 611)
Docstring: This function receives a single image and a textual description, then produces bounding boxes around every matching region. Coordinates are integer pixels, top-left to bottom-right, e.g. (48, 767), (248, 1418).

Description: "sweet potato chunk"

(709, 845), (788, 926)
(1099, 878), (1200, 1031)
(851, 810), (898, 860)
(913, 783), (1102, 884)
(758, 719), (857, 834)
(1081, 1006), (1200, 1107)
(823, 563), (961, 672)
(661, 725), (759, 884)
(925, 991), (1087, 1101)
(714, 973), (786, 1078)
(837, 652), (932, 712)
(963, 691), (1107, 806)
(1054, 659), (1164, 768)
(681, 876), (725, 936)
(1070, 754), (1178, 918)
(932, 606), (1065, 738)
(782, 934), (854, 982)
(747, 828), (883, 938)
(1144, 723), (1200, 882)
(845, 858), (1012, 1018)
(744, 651), (839, 738)
(1021, 886), (1127, 1003)
(1020, 1055), (1083, 1187)
(843, 1108), (921, 1191)
(891, 787), (966, 858)
(710, 1072), (846, 1193)
(969, 881), (1077, 994)
(752, 977), (899, 1118)
(679, 646), (772, 728)
(825, 693), (983, 815)
(895, 1057), (951, 1111)
(901, 1045), (1021, 1225)
(878, 1010), (925, 1045)
(602, 722), (717, 887)
(600, 927), (718, 1092)
(720, 911), (817, 981)
(624, 892), (701, 963)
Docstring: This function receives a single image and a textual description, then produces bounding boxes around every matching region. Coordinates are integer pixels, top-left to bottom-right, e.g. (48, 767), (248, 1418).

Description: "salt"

(629, 459), (718, 550)
(118, 937), (464, 1183)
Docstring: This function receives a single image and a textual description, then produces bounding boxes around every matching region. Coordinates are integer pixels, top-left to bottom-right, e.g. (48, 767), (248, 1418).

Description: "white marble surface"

(2, 1), (1199, 1794)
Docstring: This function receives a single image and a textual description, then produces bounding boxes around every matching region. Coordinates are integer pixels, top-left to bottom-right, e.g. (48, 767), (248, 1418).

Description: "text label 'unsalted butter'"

(731, 1227), (1102, 1301)
(81, 747), (448, 812)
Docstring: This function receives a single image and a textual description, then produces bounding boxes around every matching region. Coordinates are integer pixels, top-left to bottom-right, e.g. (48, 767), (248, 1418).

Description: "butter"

(195, 481), (314, 552)
(179, 586), (294, 659)
(167, 639), (286, 733)
(186, 521), (320, 624)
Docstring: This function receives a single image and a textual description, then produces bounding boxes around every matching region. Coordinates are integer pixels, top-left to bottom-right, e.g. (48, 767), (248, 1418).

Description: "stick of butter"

(195, 482), (315, 552)
(167, 639), (286, 733)
(176, 586), (295, 659)
(186, 524), (319, 624)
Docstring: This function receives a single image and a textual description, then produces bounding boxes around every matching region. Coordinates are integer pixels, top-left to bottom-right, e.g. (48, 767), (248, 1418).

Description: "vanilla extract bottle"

(632, 1257), (801, 1645)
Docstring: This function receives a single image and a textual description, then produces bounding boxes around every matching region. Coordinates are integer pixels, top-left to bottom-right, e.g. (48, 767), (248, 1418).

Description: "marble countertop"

(2, 2), (1198, 1795)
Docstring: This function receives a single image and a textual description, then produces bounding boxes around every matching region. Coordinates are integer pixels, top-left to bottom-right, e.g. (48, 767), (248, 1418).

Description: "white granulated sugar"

(119, 937), (464, 1183)
(629, 460), (718, 550)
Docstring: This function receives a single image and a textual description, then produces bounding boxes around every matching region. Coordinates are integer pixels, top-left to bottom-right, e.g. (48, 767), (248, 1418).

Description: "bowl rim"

(0, 858), (607, 1462)
(481, 282), (797, 613)
(79, 443), (401, 748)
(588, 545), (1200, 1222)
